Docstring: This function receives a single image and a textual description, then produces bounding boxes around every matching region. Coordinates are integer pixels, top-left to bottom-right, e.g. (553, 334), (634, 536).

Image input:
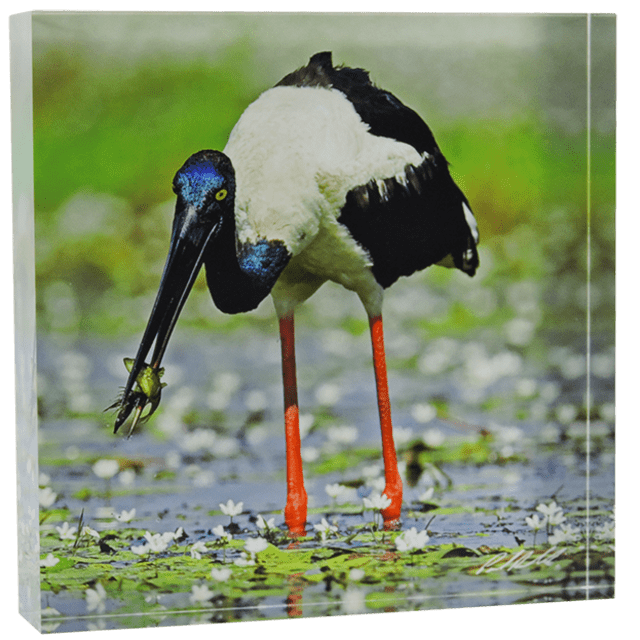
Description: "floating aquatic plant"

(219, 499), (243, 524)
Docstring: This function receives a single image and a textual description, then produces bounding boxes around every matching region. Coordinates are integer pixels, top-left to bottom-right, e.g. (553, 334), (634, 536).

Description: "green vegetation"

(31, 35), (614, 340)
(38, 486), (614, 627)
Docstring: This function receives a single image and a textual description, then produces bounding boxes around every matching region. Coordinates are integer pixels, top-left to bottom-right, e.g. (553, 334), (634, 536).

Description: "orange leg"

(369, 314), (403, 528)
(279, 313), (307, 536)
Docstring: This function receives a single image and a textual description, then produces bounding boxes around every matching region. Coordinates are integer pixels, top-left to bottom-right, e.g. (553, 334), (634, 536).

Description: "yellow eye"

(215, 189), (227, 201)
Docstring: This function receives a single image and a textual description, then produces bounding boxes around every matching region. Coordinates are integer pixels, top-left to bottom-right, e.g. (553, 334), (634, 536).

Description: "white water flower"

(548, 510), (566, 527)
(394, 527), (429, 552)
(39, 486), (58, 508)
(92, 459), (120, 480)
(236, 538), (268, 567)
(313, 517), (338, 541)
(145, 535), (168, 554)
(525, 514), (545, 531)
(40, 553), (59, 568)
(212, 525), (232, 542)
(114, 508), (136, 523)
(245, 536), (269, 556)
(234, 554), (255, 567)
(131, 543), (149, 556)
(349, 568), (365, 581)
(256, 514), (275, 531)
(363, 492), (391, 511)
(85, 583), (107, 613)
(211, 567), (232, 582)
(189, 584), (213, 604)
(142, 530), (176, 554)
(549, 523), (581, 545)
(82, 526), (100, 540)
(190, 541), (208, 560)
(219, 499), (243, 518)
(162, 530), (179, 545)
(536, 501), (563, 520)
(56, 522), (78, 541)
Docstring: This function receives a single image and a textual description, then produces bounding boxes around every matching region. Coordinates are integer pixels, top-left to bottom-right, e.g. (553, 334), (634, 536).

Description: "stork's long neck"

(203, 206), (291, 315)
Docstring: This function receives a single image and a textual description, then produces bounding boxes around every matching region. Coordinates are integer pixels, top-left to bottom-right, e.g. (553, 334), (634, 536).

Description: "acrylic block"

(11, 11), (615, 634)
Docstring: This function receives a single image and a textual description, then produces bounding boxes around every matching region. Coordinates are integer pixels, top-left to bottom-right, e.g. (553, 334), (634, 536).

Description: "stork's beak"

(113, 204), (219, 433)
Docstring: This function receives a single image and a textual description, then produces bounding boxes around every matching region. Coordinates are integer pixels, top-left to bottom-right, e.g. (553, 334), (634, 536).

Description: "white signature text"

(476, 546), (564, 575)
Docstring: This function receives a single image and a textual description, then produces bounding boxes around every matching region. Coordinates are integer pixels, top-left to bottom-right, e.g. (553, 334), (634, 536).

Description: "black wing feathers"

(279, 52), (479, 288)
(340, 158), (478, 288)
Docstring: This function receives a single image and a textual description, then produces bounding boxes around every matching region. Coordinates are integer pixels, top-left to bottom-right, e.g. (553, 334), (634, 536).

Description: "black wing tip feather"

(456, 237), (480, 277)
(338, 156), (479, 288)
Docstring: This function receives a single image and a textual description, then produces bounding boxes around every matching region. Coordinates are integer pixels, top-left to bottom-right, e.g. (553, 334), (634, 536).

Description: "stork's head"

(172, 149), (235, 215)
(114, 150), (235, 433)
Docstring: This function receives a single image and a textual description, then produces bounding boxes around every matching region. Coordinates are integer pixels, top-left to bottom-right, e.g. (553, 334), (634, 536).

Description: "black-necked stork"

(113, 52), (479, 537)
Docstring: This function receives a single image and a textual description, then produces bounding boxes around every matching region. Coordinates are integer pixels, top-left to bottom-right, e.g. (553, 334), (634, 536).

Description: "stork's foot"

(383, 518), (401, 531)
(381, 478), (403, 529)
(285, 488), (308, 537)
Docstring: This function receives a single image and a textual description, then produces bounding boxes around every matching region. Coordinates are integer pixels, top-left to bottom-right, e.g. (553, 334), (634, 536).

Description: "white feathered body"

(224, 85), (424, 315)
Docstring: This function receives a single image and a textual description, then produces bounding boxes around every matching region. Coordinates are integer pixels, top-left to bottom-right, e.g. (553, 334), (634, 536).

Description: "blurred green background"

(31, 12), (614, 351)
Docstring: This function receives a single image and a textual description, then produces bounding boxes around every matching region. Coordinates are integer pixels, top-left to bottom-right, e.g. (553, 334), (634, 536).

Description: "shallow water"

(35, 322), (614, 632)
